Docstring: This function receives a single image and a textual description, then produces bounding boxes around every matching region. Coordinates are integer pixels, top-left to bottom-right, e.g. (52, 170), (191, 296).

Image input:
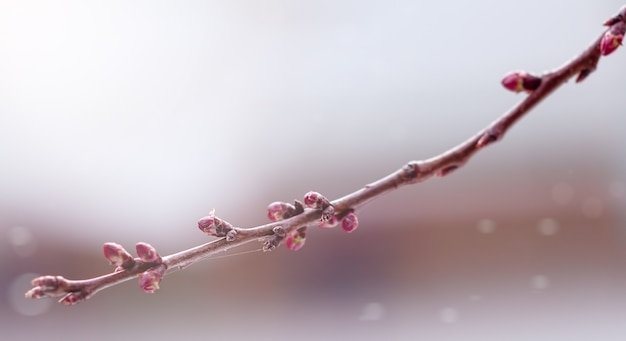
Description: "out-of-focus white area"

(1, 0), (625, 340)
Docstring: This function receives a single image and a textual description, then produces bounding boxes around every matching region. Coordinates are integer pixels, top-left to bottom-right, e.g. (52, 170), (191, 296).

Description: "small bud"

(198, 209), (233, 237)
(226, 229), (237, 242)
(138, 264), (166, 294)
(600, 22), (625, 56)
(266, 201), (296, 221)
(24, 287), (46, 299)
(59, 291), (89, 305)
(303, 191), (331, 209)
(436, 165), (458, 177)
(135, 242), (161, 263)
(501, 71), (541, 93)
(285, 227), (306, 251)
(321, 205), (335, 223)
(341, 212), (359, 233)
(263, 237), (280, 252)
(103, 242), (135, 269)
(272, 225), (287, 237)
(26, 276), (68, 299)
(318, 215), (338, 228)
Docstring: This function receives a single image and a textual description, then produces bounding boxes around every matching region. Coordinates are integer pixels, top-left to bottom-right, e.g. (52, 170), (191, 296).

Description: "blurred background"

(1, 0), (625, 340)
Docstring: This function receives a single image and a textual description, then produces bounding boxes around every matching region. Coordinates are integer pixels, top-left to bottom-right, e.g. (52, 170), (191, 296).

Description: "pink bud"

(285, 227), (306, 251)
(138, 264), (166, 294)
(303, 191), (330, 209)
(103, 242), (135, 269)
(600, 22), (625, 56)
(135, 242), (161, 263)
(341, 212), (359, 233)
(59, 291), (88, 305)
(197, 209), (233, 237)
(501, 71), (542, 93)
(266, 201), (296, 221)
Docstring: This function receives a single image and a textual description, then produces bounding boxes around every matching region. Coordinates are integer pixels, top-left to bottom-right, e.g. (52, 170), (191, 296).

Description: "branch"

(25, 6), (626, 305)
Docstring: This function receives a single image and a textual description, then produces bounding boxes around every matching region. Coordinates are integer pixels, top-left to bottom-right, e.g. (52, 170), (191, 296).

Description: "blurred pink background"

(1, 0), (626, 340)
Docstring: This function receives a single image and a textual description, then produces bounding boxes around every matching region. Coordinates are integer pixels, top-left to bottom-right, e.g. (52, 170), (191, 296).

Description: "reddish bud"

(198, 209), (233, 237)
(59, 291), (89, 306)
(25, 276), (68, 299)
(501, 71), (542, 93)
(600, 22), (625, 56)
(266, 201), (297, 221)
(341, 212), (359, 233)
(135, 242), (161, 263)
(103, 242), (135, 269)
(138, 264), (166, 294)
(303, 191), (330, 209)
(285, 227), (306, 251)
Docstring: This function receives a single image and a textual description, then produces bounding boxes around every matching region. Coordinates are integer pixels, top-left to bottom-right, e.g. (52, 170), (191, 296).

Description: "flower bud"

(303, 191), (330, 209)
(285, 227), (306, 251)
(501, 71), (541, 93)
(600, 22), (625, 56)
(197, 209), (233, 237)
(341, 212), (359, 233)
(266, 201), (297, 221)
(138, 264), (166, 294)
(103, 242), (135, 269)
(135, 242), (161, 263)
(59, 291), (89, 306)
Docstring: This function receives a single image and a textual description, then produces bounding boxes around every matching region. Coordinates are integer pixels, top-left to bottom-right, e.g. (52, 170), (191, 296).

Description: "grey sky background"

(1, 0), (624, 244)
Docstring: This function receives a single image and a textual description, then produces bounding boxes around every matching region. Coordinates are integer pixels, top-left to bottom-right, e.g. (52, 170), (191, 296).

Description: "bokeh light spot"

(9, 273), (53, 316)
(7, 226), (37, 258)
(609, 181), (624, 199)
(359, 302), (385, 321)
(530, 275), (550, 291)
(537, 218), (559, 236)
(581, 197), (604, 218)
(476, 219), (496, 234)
(551, 182), (573, 205)
(439, 307), (459, 324)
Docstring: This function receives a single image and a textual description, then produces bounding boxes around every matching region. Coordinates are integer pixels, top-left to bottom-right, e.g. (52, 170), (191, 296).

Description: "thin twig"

(25, 5), (626, 305)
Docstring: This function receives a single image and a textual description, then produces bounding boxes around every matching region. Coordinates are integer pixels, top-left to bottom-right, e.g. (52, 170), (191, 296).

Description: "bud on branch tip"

(600, 22), (625, 56)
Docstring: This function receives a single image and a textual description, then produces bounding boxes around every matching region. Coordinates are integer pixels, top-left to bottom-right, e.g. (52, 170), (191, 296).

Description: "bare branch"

(25, 5), (626, 305)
